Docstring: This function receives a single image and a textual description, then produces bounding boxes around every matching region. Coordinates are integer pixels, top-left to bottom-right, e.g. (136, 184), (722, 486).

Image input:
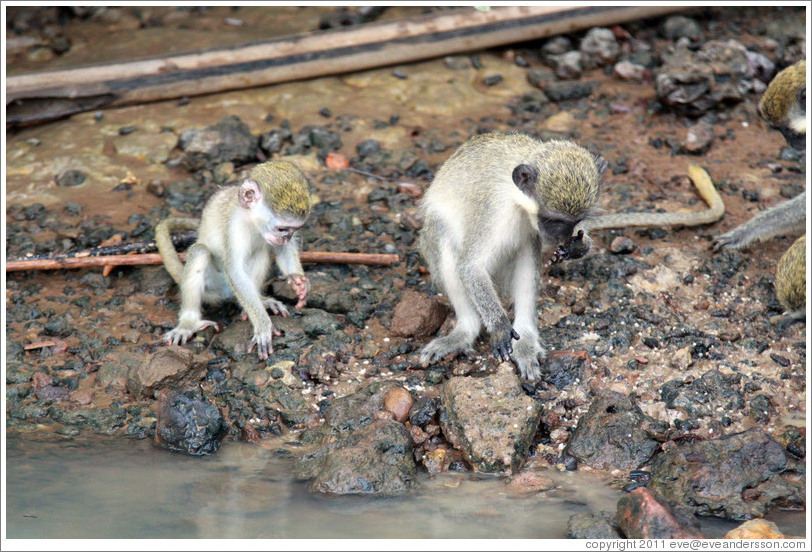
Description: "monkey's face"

(261, 215), (305, 247)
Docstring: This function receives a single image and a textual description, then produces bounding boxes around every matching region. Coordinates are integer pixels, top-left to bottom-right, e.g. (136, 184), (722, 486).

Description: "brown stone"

(724, 519), (786, 539)
(389, 290), (449, 338)
(383, 387), (413, 423)
(506, 470), (556, 496)
(127, 347), (208, 399)
(616, 487), (704, 539)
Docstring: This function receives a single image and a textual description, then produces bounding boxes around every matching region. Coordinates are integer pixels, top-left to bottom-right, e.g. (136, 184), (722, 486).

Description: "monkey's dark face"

(777, 126), (806, 151)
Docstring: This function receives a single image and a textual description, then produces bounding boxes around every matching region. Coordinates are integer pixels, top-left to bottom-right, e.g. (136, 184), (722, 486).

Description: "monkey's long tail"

(578, 165), (725, 232)
(155, 217), (200, 285)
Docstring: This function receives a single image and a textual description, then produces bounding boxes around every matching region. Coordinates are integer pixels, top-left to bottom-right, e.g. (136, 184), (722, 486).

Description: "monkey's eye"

(543, 219), (574, 239)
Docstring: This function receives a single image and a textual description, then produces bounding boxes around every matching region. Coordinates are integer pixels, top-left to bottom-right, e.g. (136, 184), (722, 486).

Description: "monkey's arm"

(577, 165), (725, 233)
(274, 233), (309, 308)
(714, 192), (806, 250)
(224, 237), (276, 359)
(155, 217), (201, 285)
(458, 258), (518, 362)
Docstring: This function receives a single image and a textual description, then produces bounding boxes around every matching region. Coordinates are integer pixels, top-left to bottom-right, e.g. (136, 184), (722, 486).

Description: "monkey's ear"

(595, 156), (609, 177)
(512, 164), (538, 196)
(238, 179), (263, 210)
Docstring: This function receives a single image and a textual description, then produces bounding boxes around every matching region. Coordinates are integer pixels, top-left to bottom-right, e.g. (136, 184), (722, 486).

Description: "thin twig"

(6, 250), (400, 272)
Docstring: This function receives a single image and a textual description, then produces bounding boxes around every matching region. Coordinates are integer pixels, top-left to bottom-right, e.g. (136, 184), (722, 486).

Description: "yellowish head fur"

(250, 161), (311, 219)
(759, 60), (806, 128)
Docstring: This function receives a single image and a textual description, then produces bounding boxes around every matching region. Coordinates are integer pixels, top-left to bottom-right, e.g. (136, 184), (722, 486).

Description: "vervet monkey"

(418, 132), (607, 381)
(714, 60), (806, 251)
(156, 160), (311, 359)
(418, 133), (726, 381)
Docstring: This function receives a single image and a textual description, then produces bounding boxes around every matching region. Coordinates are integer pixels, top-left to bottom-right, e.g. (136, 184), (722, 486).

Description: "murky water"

(5, 435), (805, 539)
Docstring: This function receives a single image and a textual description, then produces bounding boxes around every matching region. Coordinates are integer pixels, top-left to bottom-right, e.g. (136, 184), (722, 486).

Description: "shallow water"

(4, 435), (806, 540)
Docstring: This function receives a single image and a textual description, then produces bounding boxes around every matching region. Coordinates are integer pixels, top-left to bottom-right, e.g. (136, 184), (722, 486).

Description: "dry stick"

(5, 251), (400, 272)
(7, 5), (688, 126)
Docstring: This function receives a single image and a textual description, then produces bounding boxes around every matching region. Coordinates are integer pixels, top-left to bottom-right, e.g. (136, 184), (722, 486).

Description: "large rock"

(178, 115), (257, 171)
(294, 380), (417, 495)
(567, 512), (622, 539)
(648, 428), (806, 520)
(154, 387), (228, 456)
(616, 487), (704, 539)
(661, 369), (744, 418)
(295, 417), (416, 496)
(565, 390), (667, 470)
(439, 364), (543, 474)
(127, 347), (208, 399)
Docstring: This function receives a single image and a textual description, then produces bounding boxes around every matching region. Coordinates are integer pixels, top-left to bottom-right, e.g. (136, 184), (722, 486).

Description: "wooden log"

(5, 250), (400, 272)
(7, 5), (688, 126)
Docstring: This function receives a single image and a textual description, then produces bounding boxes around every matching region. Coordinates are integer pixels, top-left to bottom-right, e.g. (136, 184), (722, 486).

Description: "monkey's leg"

(714, 193), (806, 250)
(164, 244), (220, 345)
(420, 258), (483, 364)
(227, 246), (278, 360)
(510, 242), (545, 381)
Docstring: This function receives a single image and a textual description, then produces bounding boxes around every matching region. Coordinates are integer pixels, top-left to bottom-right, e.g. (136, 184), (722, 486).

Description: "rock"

(526, 68), (555, 89)
(648, 428), (806, 520)
(439, 363), (543, 474)
(443, 56), (472, 70)
(409, 396), (440, 427)
(506, 470), (556, 496)
(680, 121), (715, 154)
(542, 350), (589, 389)
(98, 351), (145, 389)
(390, 290), (449, 338)
(609, 236), (638, 254)
(548, 51), (583, 80)
(724, 519), (787, 539)
(613, 60), (646, 82)
(383, 387), (413, 423)
(660, 369), (744, 419)
(154, 387), (227, 456)
(55, 169), (86, 187)
(580, 28), (621, 70)
(543, 81), (596, 103)
(542, 111), (576, 134)
(113, 131), (177, 164)
(294, 417), (416, 495)
(655, 39), (757, 116)
(178, 115), (257, 171)
(567, 512), (622, 539)
(565, 390), (667, 470)
(616, 487), (704, 539)
(127, 347), (208, 399)
(540, 36), (574, 61)
(661, 15), (704, 42)
(324, 380), (401, 433)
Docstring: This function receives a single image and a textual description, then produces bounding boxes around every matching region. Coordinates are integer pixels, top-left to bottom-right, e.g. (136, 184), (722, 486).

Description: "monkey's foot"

(419, 334), (475, 365)
(288, 274), (309, 309)
(262, 297), (290, 317)
(513, 337), (546, 382)
(163, 320), (219, 346)
(247, 328), (283, 360)
(713, 228), (751, 251)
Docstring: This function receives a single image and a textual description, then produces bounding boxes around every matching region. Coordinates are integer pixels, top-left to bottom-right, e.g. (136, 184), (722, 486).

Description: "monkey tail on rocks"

(155, 217), (200, 284)
(579, 165), (725, 232)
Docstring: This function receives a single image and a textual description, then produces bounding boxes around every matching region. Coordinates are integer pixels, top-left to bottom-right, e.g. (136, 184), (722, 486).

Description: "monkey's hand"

(241, 298), (290, 320)
(491, 328), (520, 363)
(247, 326), (283, 360)
(288, 274), (309, 309)
(164, 319), (219, 346)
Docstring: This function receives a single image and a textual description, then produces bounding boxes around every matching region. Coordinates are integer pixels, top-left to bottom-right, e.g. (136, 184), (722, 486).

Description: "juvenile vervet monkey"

(418, 133), (726, 381)
(156, 160), (312, 359)
(418, 132), (607, 381)
(714, 60), (806, 250)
